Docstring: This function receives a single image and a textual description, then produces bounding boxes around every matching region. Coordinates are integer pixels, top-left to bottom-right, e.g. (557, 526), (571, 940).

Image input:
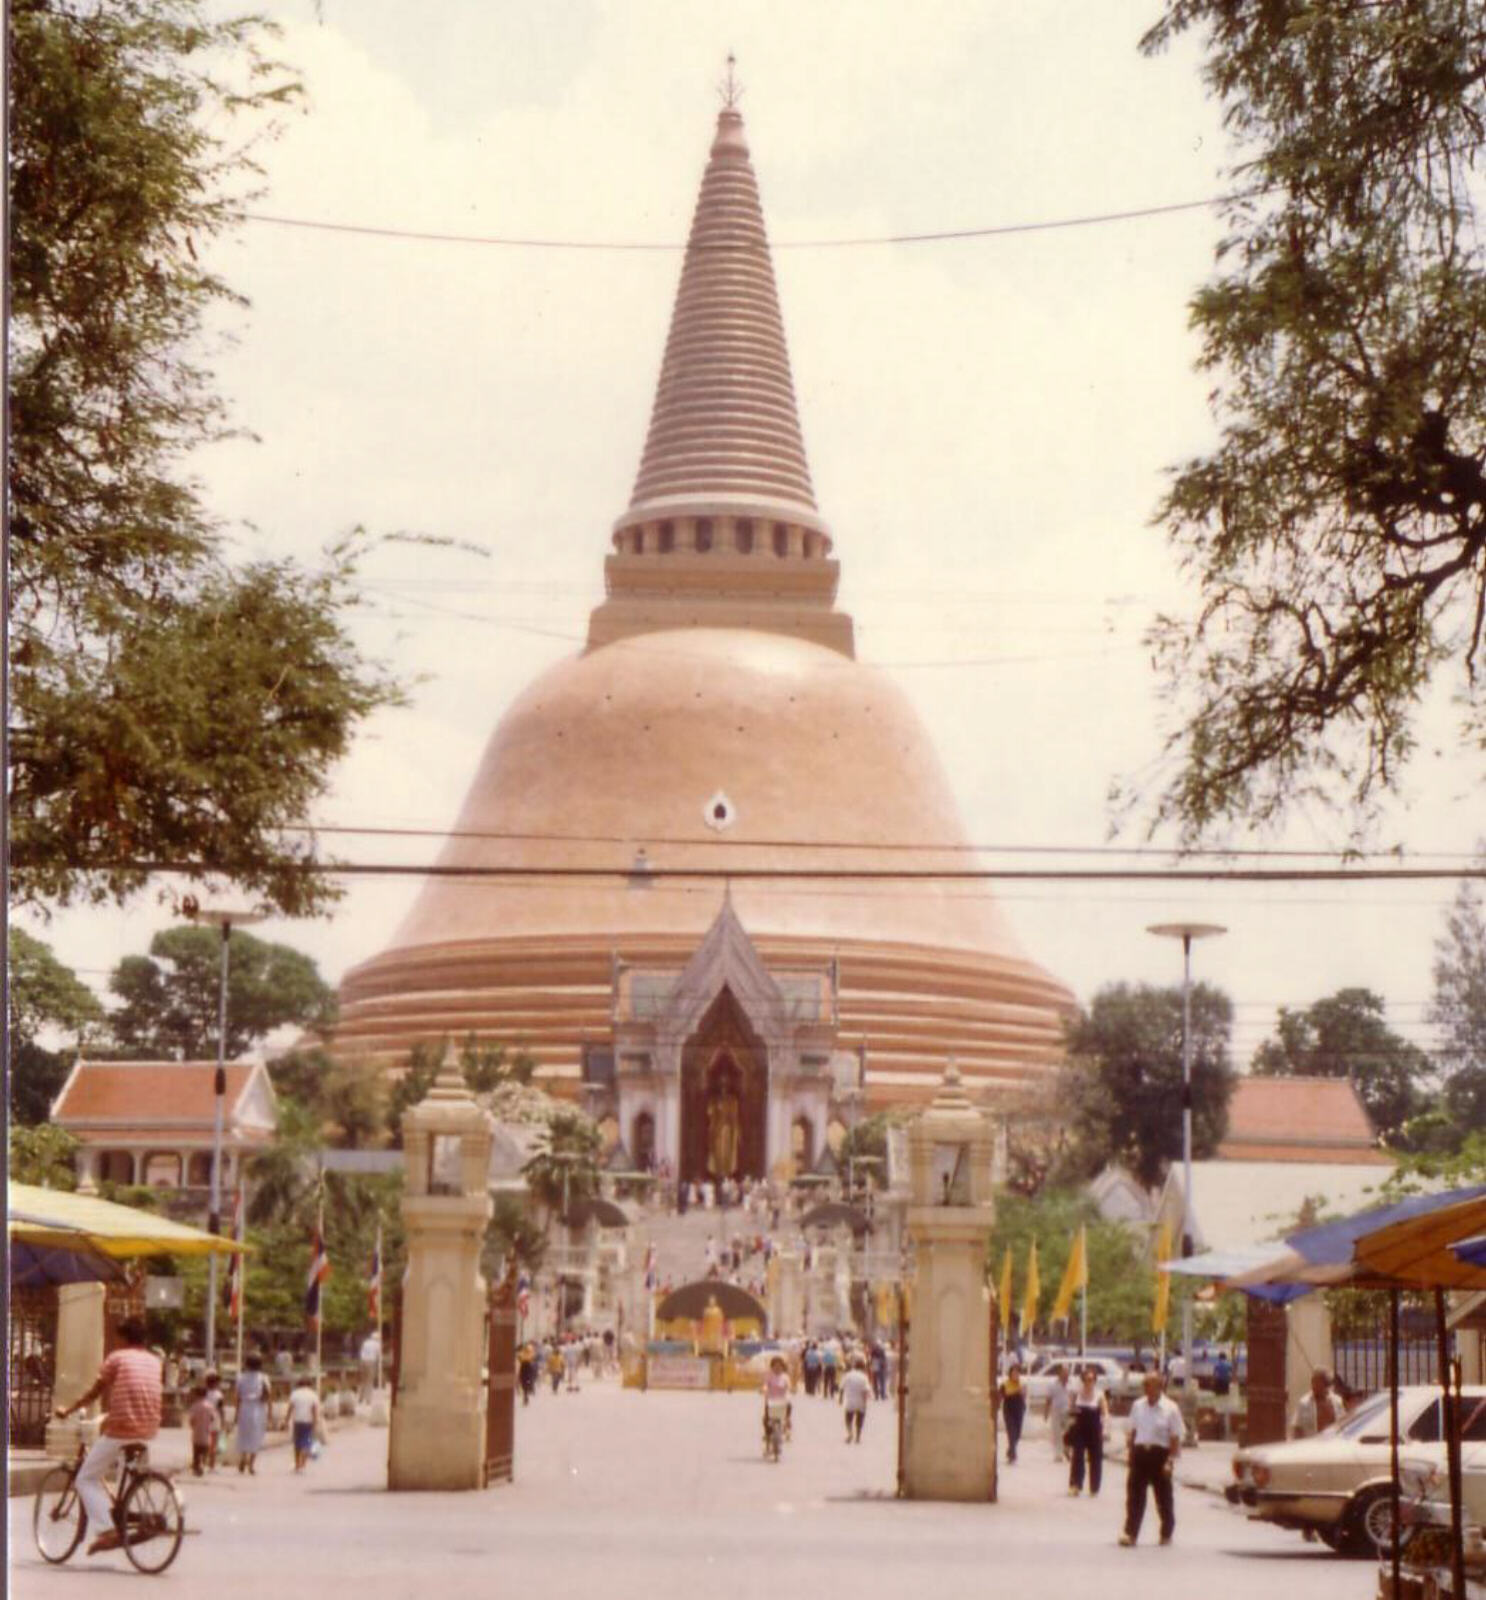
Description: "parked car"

(1225, 1386), (1486, 1555)
(1398, 1439), (1486, 1540)
(1024, 1355), (1143, 1407)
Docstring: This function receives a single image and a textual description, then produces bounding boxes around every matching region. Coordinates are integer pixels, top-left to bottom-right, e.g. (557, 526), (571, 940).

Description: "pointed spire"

(624, 99), (820, 526)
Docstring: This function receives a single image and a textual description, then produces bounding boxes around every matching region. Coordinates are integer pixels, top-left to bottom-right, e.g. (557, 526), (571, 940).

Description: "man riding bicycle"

(55, 1318), (162, 1555)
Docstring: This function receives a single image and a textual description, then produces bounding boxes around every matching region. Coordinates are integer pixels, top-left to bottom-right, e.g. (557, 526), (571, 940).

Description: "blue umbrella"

(1452, 1235), (1486, 1269)
(10, 1237), (129, 1287)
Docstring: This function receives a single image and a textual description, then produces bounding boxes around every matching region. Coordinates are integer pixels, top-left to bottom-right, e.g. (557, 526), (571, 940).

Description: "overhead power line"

(73, 861), (1486, 884)
(244, 191), (1235, 255)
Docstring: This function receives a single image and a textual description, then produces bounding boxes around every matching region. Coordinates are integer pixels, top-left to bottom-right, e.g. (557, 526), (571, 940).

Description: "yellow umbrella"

(1354, 1195), (1486, 1290)
(8, 1182), (249, 1259)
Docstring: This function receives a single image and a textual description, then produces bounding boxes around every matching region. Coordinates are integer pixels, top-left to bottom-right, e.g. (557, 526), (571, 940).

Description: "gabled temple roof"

(1216, 1076), (1390, 1165)
(52, 1060), (277, 1144)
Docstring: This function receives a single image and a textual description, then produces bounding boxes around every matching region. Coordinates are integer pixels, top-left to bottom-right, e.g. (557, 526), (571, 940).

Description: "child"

(187, 1384), (215, 1477)
(286, 1376), (322, 1473)
(203, 1371), (224, 1470)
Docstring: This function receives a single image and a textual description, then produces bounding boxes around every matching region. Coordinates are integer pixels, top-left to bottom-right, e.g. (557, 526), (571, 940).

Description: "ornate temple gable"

(653, 894), (791, 1056)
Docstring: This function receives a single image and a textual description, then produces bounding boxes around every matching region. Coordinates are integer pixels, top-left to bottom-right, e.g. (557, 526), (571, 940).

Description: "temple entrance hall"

(679, 988), (767, 1184)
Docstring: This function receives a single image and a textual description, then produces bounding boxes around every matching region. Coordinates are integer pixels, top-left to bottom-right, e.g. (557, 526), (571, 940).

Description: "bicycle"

(33, 1435), (185, 1574)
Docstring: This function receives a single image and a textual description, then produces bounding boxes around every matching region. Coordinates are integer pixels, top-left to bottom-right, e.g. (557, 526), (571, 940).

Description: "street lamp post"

(1147, 921), (1226, 1395)
(187, 903), (266, 1368)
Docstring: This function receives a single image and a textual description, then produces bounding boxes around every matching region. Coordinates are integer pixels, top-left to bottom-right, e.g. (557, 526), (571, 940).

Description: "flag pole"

(314, 1190), (325, 1395)
(375, 1221), (384, 1392)
(235, 1186), (246, 1372)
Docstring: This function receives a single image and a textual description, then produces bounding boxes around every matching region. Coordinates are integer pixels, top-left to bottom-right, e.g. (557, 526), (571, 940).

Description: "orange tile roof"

(54, 1062), (265, 1128)
(1217, 1076), (1388, 1163)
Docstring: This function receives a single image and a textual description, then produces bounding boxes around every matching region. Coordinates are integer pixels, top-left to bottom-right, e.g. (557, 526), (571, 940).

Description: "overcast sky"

(24, 0), (1484, 1067)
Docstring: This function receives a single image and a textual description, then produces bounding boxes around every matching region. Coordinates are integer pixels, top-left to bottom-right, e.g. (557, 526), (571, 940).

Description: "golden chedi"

(336, 98), (1073, 1182)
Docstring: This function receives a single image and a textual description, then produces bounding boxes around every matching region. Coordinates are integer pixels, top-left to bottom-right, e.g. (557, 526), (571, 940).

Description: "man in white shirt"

(1291, 1368), (1341, 1438)
(1121, 1371), (1183, 1546)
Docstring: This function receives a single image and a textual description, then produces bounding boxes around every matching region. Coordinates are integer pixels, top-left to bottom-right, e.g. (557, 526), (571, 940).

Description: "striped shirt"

(100, 1348), (163, 1440)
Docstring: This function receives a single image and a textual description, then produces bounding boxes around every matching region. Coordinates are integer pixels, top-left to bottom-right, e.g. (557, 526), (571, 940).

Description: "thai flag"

(516, 1270), (531, 1319)
(305, 1217), (331, 1329)
(224, 1189), (244, 1319)
(367, 1228), (383, 1323)
(643, 1244), (657, 1292)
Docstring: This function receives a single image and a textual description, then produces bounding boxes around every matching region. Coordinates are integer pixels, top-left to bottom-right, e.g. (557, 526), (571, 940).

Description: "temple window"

(696, 518), (713, 553)
(98, 1150), (134, 1185)
(186, 1151), (214, 1187)
(772, 523), (788, 557)
(143, 1151), (182, 1188)
(736, 519), (754, 554)
(659, 521), (675, 553)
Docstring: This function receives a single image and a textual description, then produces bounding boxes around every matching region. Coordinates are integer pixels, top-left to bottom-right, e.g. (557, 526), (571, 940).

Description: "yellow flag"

(1152, 1220), (1173, 1334)
(1020, 1239), (1040, 1338)
(1050, 1224), (1087, 1324)
(998, 1247), (1013, 1336)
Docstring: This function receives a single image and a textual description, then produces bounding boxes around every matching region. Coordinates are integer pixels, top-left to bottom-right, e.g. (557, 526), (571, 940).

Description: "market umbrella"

(1355, 1196), (1486, 1289)
(9, 1236), (128, 1287)
(1452, 1237), (1486, 1269)
(8, 1181), (249, 1259)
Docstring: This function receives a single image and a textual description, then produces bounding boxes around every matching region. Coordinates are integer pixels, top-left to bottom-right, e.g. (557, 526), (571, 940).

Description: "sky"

(21, 0), (1484, 1069)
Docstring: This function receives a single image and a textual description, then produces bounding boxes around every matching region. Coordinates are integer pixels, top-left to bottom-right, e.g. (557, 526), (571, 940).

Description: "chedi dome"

(336, 99), (1073, 1180)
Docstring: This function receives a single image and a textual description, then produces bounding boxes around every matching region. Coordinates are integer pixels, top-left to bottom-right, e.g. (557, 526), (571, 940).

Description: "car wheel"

(1344, 1486), (1397, 1557)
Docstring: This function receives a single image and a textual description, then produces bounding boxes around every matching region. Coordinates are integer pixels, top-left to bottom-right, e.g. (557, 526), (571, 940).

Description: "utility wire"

(74, 861), (1486, 884)
(244, 191), (1234, 255)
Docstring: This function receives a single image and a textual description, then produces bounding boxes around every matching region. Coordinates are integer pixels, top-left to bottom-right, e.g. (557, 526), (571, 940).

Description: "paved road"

(10, 1382), (1368, 1600)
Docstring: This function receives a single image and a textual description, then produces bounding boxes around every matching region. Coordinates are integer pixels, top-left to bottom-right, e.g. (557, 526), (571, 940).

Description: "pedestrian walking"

(234, 1352), (273, 1474)
(840, 1358), (871, 1443)
(999, 1361), (1027, 1464)
(821, 1340), (840, 1400)
(1291, 1367), (1341, 1438)
(187, 1384), (215, 1476)
(869, 1342), (888, 1402)
(802, 1342), (821, 1397)
(287, 1376), (322, 1474)
(1120, 1371), (1182, 1546)
(1212, 1350), (1233, 1397)
(518, 1342), (538, 1404)
(1067, 1365), (1109, 1496)
(1044, 1364), (1073, 1461)
(547, 1343), (565, 1394)
(203, 1370), (225, 1469)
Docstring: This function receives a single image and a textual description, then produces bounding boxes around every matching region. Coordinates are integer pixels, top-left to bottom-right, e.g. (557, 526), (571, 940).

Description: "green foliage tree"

(7, 0), (398, 917)
(386, 1036), (537, 1145)
(1429, 873), (1486, 1141)
(245, 1097), (323, 1228)
(484, 1192), (547, 1286)
(9, 1122), (80, 1188)
(522, 1108), (603, 1217)
(1061, 982), (1235, 1189)
(1251, 986), (1431, 1139)
(838, 1112), (894, 1190)
(108, 925), (335, 1059)
(1132, 1), (1486, 840)
(7, 927), (104, 1122)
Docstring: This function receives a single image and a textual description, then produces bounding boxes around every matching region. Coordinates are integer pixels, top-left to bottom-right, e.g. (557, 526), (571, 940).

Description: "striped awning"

(8, 1181), (248, 1259)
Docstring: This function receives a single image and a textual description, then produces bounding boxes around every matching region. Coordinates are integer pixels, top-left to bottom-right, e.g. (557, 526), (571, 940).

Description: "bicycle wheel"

(120, 1471), (184, 1574)
(33, 1465), (85, 1564)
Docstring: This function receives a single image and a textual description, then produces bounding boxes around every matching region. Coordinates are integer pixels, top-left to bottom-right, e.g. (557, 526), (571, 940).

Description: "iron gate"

(9, 1287), (59, 1448)
(484, 1271), (517, 1486)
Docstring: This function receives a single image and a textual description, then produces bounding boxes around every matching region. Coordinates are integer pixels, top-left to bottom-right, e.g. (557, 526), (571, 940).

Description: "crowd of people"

(994, 1361), (1186, 1547)
(515, 1329), (619, 1403)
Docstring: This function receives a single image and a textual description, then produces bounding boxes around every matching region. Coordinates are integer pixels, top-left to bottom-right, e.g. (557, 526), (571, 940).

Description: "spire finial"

(719, 52), (742, 110)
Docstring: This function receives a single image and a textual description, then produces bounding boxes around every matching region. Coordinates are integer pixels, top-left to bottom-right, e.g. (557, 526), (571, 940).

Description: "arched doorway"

(792, 1116), (815, 1174)
(679, 987), (766, 1184)
(632, 1110), (656, 1172)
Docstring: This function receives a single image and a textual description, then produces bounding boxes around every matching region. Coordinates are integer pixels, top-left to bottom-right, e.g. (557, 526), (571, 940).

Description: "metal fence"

(1331, 1294), (1440, 1394)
